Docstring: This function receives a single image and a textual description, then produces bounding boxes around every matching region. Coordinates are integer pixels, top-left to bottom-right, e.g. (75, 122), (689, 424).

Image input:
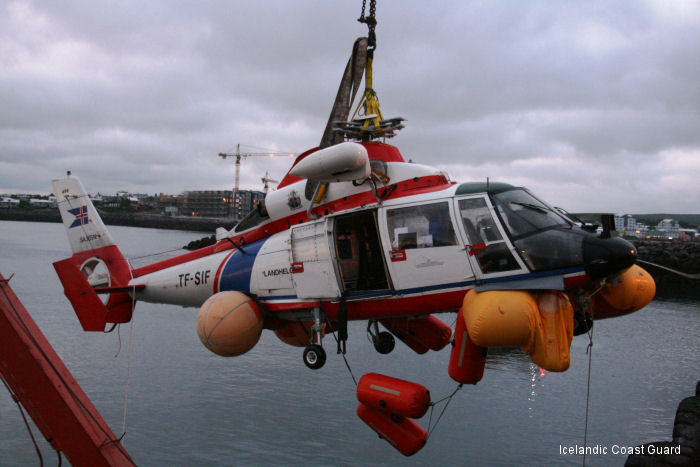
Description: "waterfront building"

(614, 214), (626, 232)
(183, 190), (232, 218)
(0, 197), (20, 208)
(231, 190), (265, 220)
(158, 194), (183, 215)
(615, 214), (641, 237)
(29, 198), (57, 208)
(656, 219), (680, 239)
(163, 206), (179, 216)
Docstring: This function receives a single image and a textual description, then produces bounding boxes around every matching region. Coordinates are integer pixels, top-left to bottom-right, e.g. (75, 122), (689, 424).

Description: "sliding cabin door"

(290, 219), (342, 299)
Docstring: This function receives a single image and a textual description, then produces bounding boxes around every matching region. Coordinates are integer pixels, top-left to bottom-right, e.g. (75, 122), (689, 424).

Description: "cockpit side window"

(233, 200), (269, 233)
(386, 202), (457, 250)
(458, 197), (520, 273)
(458, 198), (503, 244)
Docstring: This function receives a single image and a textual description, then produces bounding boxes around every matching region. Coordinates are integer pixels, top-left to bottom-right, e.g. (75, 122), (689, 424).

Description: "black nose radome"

(582, 236), (637, 280)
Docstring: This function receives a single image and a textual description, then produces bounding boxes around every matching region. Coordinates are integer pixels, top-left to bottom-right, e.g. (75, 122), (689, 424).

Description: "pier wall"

(0, 208), (233, 232)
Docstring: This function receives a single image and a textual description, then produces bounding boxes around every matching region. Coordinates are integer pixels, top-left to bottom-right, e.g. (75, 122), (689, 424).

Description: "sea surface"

(0, 220), (698, 466)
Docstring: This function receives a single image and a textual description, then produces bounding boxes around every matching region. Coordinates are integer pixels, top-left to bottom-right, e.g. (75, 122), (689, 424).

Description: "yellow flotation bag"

(462, 289), (574, 372)
(593, 264), (655, 319)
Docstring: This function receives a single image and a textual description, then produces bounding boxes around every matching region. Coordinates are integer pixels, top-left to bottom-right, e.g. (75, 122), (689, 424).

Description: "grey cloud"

(1, 0), (698, 213)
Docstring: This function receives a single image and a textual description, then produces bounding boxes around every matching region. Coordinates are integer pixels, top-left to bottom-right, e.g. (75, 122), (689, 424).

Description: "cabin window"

(458, 197), (520, 273)
(386, 202), (457, 250)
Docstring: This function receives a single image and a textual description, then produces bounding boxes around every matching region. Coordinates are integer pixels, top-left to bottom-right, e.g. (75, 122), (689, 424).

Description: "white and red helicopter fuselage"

(52, 141), (654, 370)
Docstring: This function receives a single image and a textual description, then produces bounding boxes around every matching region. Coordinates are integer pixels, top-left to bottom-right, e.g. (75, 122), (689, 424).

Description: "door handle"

(466, 243), (486, 256)
(389, 250), (406, 262)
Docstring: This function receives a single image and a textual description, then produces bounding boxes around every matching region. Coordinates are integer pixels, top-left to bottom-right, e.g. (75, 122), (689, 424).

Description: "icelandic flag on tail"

(68, 205), (90, 228)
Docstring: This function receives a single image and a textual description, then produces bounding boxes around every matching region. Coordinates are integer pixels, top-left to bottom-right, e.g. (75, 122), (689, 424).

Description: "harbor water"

(1, 220), (698, 466)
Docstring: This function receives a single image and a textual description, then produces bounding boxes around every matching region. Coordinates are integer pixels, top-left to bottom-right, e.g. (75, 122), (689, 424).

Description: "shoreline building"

(614, 214), (684, 239)
(183, 190), (232, 218)
(656, 219), (680, 239)
(183, 189), (265, 220)
(231, 190), (265, 220)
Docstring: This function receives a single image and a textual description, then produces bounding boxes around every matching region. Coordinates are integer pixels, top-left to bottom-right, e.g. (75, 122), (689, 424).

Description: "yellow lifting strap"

(351, 55), (385, 134)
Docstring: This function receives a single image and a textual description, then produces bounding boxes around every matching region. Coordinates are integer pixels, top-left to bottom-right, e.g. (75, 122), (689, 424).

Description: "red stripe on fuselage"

(132, 244), (224, 278)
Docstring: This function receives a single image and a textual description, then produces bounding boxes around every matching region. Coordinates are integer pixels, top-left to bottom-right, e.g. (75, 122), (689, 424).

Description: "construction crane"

(261, 171), (280, 194)
(218, 144), (296, 197)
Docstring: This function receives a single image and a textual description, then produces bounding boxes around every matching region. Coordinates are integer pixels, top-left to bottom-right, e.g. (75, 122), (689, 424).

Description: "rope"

(114, 323), (123, 357)
(120, 262), (138, 443)
(324, 315), (358, 386)
(350, 57), (385, 134)
(427, 384), (462, 438)
(582, 306), (595, 466)
(120, 317), (135, 442)
(636, 258), (700, 280)
(127, 247), (186, 261)
(0, 273), (14, 283)
(1, 374), (44, 466)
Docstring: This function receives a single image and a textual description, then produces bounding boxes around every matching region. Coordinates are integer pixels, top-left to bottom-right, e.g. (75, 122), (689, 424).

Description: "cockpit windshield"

(490, 188), (583, 272)
(491, 189), (570, 239)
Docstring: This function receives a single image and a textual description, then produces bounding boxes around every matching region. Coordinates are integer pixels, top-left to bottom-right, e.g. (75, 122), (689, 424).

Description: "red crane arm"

(0, 273), (135, 466)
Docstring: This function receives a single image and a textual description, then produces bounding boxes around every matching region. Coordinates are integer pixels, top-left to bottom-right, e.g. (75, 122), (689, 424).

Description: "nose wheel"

(303, 344), (326, 370)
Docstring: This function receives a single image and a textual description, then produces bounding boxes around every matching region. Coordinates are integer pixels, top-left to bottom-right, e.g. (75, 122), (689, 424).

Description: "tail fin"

(52, 173), (135, 331)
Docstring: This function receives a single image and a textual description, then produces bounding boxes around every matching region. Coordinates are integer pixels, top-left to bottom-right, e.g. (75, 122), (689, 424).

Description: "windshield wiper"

(510, 201), (550, 214)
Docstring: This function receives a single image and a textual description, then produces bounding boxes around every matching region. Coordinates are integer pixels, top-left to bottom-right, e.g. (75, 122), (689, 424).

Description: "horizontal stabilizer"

(93, 285), (145, 295)
(53, 258), (108, 331)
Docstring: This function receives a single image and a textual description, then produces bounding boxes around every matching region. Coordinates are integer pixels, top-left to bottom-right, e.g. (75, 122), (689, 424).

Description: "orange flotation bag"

(356, 403), (428, 457)
(380, 315), (452, 354)
(462, 289), (574, 372)
(357, 373), (431, 419)
(448, 308), (486, 384)
(593, 264), (656, 319)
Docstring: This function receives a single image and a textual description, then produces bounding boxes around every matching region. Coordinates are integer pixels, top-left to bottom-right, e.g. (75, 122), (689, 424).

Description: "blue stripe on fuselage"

(218, 239), (265, 293)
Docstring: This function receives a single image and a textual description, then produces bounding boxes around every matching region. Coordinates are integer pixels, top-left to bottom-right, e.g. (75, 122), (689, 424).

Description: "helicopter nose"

(582, 236), (637, 280)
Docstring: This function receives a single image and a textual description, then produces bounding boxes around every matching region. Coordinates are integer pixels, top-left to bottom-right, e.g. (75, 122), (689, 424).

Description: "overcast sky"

(1, 0), (699, 213)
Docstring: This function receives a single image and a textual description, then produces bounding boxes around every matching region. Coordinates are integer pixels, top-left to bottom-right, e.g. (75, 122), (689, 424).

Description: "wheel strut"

(367, 320), (395, 354)
(302, 307), (327, 369)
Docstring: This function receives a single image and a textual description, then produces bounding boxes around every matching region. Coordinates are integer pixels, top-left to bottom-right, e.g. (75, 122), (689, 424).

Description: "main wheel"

(303, 344), (326, 370)
(374, 331), (395, 354)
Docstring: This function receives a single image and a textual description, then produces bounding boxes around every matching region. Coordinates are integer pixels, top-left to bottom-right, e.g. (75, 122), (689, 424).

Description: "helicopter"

(52, 138), (654, 374)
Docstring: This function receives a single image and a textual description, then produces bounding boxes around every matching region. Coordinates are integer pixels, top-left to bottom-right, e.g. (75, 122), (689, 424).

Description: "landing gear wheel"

(303, 344), (326, 370)
(374, 331), (395, 354)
